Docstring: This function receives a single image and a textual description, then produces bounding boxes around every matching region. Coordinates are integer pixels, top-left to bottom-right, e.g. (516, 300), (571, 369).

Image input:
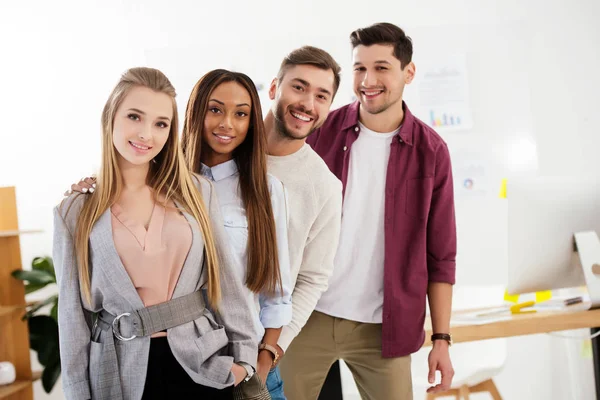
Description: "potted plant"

(12, 256), (60, 393)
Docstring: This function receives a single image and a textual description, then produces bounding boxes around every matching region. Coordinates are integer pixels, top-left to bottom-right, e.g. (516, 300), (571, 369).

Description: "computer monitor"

(506, 176), (600, 299)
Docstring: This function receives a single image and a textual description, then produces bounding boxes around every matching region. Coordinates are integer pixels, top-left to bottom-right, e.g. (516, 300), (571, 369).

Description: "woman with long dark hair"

(182, 69), (292, 398)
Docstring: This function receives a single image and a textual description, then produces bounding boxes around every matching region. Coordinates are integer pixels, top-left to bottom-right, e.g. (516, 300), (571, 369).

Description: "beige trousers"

(280, 311), (413, 400)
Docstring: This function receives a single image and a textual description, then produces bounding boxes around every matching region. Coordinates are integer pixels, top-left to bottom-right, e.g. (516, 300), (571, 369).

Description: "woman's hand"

(230, 363), (248, 387)
(256, 350), (273, 384)
(64, 177), (96, 196)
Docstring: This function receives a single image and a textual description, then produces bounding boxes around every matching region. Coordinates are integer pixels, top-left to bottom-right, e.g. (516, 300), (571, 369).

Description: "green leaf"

(32, 256), (53, 270)
(25, 283), (48, 295)
(12, 269), (55, 286)
(22, 259), (61, 394)
(37, 338), (59, 366)
(41, 360), (61, 393)
(28, 316), (59, 359)
(32, 257), (55, 278)
(50, 301), (58, 321)
(31, 257), (56, 278)
(22, 295), (58, 320)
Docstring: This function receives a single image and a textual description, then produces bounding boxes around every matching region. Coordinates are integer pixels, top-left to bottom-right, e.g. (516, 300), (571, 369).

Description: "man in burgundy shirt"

(280, 22), (456, 400)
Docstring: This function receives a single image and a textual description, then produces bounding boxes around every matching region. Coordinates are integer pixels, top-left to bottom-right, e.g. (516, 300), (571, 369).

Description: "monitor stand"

(574, 231), (600, 308)
(575, 231), (600, 400)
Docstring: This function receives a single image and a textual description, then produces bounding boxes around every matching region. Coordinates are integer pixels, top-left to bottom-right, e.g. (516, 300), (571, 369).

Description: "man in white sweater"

(261, 46), (343, 400)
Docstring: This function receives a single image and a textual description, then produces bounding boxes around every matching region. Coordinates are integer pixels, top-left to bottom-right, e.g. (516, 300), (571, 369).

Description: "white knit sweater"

(267, 144), (342, 351)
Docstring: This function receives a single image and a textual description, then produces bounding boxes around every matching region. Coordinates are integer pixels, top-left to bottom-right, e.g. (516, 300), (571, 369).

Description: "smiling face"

(269, 64), (335, 141)
(201, 80), (252, 166)
(111, 85), (173, 168)
(352, 44), (415, 116)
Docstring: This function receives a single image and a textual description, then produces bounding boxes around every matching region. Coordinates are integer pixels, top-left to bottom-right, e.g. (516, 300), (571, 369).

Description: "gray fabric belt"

(95, 290), (206, 340)
(90, 290), (206, 400)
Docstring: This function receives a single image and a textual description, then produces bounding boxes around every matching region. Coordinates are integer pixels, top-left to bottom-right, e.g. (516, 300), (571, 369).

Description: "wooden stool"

(426, 378), (502, 400)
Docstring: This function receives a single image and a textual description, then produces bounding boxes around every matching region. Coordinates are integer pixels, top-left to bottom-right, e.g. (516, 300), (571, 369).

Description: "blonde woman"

(53, 67), (257, 400)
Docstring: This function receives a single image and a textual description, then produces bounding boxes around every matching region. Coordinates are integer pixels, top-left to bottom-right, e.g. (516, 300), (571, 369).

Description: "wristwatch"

(238, 362), (255, 383)
(259, 343), (280, 366)
(431, 333), (452, 346)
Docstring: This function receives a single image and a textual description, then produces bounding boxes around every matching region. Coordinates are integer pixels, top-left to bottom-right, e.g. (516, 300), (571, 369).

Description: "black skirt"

(142, 336), (233, 399)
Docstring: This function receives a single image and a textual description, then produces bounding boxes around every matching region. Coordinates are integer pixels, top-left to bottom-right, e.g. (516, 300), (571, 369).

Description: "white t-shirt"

(316, 122), (399, 323)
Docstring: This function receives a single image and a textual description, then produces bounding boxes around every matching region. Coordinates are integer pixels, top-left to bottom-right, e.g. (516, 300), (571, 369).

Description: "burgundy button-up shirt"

(307, 101), (456, 357)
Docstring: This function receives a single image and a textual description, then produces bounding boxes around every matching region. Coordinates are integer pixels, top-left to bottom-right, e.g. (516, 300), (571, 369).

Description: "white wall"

(1, 0), (599, 399)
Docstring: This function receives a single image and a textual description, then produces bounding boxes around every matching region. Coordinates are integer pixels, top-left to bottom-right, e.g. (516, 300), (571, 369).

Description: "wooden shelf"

(0, 380), (31, 398)
(0, 372), (41, 399)
(0, 230), (43, 238)
(0, 187), (34, 400)
(0, 305), (24, 318)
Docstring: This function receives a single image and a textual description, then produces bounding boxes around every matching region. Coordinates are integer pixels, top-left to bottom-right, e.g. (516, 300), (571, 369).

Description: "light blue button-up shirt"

(201, 160), (292, 340)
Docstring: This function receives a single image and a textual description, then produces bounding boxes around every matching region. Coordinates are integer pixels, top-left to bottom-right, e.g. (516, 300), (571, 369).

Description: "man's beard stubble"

(274, 102), (316, 141)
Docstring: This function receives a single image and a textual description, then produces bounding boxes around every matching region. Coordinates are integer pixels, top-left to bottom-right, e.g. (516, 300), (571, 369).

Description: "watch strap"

(238, 362), (255, 382)
(431, 333), (452, 345)
(258, 343), (280, 365)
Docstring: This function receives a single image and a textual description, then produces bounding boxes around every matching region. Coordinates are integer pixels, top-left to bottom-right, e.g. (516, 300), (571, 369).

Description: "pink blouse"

(111, 201), (192, 337)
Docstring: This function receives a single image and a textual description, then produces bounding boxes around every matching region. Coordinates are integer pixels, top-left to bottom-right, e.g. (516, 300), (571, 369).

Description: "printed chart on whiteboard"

(406, 53), (474, 132)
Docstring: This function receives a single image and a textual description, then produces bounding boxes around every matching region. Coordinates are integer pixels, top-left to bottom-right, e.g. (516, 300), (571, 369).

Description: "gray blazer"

(53, 176), (258, 400)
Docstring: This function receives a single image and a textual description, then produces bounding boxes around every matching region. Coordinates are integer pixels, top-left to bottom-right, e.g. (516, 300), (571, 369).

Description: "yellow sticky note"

(504, 289), (519, 303)
(535, 290), (552, 303)
(499, 178), (507, 199)
(582, 339), (592, 359)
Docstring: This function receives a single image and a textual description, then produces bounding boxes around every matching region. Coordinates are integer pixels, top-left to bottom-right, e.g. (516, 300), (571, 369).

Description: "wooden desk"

(423, 305), (600, 346)
(319, 306), (600, 400)
(421, 305), (600, 400)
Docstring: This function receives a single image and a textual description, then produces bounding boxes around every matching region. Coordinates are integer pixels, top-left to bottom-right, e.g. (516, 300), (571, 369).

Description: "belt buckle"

(112, 312), (136, 341)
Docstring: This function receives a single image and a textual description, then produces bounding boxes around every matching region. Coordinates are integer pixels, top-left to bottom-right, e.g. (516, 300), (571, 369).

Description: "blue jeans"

(266, 366), (286, 400)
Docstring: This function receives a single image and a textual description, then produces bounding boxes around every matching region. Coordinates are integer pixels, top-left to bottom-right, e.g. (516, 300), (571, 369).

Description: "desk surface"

(424, 306), (600, 347)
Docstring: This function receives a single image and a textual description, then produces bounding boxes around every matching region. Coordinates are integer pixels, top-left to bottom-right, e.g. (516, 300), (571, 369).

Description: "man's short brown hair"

(276, 46), (341, 97)
(350, 22), (413, 68)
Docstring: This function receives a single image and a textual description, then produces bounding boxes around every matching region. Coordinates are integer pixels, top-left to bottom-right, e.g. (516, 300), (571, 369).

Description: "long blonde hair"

(71, 67), (221, 306)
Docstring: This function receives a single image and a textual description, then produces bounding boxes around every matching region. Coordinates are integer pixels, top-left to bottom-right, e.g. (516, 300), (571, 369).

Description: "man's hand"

(230, 363), (248, 387)
(273, 343), (285, 368)
(256, 350), (272, 384)
(64, 177), (96, 196)
(426, 340), (454, 394)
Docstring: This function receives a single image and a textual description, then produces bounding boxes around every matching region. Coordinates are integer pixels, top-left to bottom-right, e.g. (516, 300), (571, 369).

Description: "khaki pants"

(280, 311), (412, 400)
